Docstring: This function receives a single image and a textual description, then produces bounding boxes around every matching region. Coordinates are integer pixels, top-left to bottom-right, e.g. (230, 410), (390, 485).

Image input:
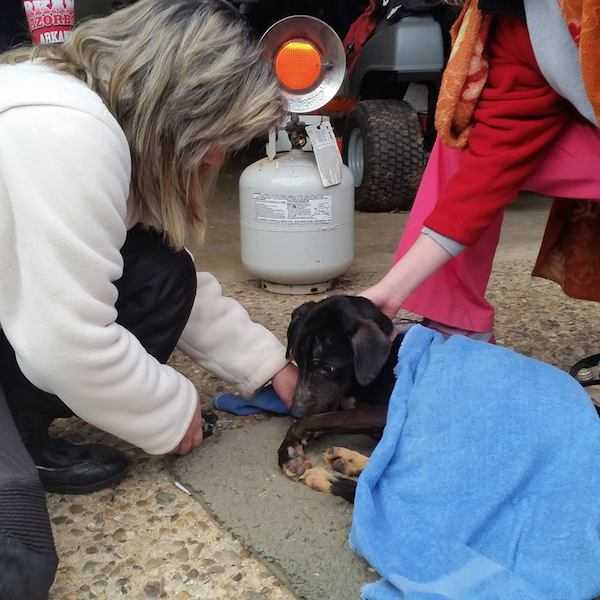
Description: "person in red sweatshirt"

(361, 2), (600, 342)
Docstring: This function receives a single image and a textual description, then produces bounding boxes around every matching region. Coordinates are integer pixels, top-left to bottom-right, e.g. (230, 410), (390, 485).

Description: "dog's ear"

(351, 320), (393, 386)
(286, 301), (317, 360)
(334, 296), (393, 386)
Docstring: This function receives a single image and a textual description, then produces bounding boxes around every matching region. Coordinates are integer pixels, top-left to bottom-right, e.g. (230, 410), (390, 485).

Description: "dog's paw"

(324, 447), (368, 477)
(300, 467), (334, 493)
(279, 442), (312, 479)
(301, 467), (358, 502)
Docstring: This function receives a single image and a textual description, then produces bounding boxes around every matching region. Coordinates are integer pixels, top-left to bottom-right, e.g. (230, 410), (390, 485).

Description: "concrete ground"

(47, 159), (600, 599)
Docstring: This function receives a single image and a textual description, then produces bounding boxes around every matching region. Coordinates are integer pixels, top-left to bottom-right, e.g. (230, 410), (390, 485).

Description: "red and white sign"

(23, 0), (74, 45)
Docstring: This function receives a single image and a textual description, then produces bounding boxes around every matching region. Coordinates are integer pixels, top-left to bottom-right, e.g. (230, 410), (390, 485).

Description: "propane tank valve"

(285, 114), (308, 149)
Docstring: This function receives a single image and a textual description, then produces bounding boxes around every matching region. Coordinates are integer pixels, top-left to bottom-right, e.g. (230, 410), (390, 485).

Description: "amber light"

(274, 39), (322, 92)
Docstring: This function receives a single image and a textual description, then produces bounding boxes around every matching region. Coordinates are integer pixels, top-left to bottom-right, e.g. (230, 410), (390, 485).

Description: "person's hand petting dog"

(360, 234), (453, 317)
(271, 362), (299, 409)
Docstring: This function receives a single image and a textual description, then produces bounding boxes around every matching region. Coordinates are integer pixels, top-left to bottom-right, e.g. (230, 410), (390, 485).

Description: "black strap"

(570, 353), (600, 387)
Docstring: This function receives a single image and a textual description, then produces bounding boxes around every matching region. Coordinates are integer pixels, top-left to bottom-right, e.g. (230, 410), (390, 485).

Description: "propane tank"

(239, 15), (353, 294)
(240, 149), (354, 294)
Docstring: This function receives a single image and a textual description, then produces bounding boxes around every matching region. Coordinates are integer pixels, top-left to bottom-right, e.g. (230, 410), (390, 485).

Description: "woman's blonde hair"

(2, 0), (287, 249)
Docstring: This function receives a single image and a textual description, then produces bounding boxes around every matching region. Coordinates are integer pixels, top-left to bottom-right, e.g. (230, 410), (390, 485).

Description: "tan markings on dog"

(324, 447), (368, 477)
(300, 467), (335, 494)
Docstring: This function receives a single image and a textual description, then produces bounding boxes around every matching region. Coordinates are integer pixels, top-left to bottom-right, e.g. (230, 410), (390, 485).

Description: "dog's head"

(285, 295), (394, 418)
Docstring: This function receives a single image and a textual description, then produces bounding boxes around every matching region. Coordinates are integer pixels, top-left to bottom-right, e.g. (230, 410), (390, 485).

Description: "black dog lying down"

(278, 295), (404, 502)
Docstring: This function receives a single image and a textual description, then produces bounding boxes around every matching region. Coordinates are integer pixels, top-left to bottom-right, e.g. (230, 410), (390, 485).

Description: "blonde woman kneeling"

(0, 1), (298, 597)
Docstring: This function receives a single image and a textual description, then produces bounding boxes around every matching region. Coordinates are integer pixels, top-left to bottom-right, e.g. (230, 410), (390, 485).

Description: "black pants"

(0, 226), (197, 598)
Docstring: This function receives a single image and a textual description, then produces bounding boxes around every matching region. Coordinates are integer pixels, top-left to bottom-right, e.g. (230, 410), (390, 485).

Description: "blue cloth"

(351, 325), (600, 600)
(213, 385), (289, 416)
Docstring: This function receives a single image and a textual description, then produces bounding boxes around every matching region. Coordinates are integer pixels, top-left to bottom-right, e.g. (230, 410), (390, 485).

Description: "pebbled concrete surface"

(47, 415), (297, 600)
(173, 417), (378, 600)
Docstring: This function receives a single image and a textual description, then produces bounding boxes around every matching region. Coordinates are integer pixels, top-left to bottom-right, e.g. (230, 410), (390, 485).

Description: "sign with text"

(23, 0), (74, 45)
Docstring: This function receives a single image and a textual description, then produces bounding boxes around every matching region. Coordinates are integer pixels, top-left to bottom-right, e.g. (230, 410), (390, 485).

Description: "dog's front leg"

(277, 406), (387, 476)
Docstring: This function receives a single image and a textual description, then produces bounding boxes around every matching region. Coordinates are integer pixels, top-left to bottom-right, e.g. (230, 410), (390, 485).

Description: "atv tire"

(343, 100), (424, 212)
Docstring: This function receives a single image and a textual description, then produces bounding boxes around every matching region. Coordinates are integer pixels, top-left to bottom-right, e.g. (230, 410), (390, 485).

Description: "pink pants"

(394, 120), (600, 332)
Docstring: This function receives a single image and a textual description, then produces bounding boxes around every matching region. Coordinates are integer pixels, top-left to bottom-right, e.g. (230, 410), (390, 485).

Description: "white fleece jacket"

(0, 63), (288, 454)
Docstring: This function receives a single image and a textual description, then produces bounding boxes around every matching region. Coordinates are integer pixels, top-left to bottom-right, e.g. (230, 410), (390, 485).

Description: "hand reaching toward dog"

(360, 233), (454, 317)
(360, 282), (400, 319)
(272, 362), (298, 409)
(168, 354), (297, 457)
(171, 362), (296, 456)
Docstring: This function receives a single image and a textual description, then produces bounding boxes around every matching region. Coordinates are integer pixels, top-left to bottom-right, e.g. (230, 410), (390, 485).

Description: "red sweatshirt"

(425, 16), (572, 246)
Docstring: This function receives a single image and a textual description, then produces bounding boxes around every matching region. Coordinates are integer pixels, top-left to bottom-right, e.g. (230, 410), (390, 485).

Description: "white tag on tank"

(305, 121), (342, 187)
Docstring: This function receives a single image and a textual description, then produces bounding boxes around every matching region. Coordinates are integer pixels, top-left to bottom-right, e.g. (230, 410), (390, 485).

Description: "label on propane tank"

(253, 193), (332, 224)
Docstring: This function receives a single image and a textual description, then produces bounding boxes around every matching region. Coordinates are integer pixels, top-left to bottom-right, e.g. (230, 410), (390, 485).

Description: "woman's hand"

(360, 233), (454, 318)
(271, 362), (298, 409)
(172, 403), (204, 455)
(360, 281), (402, 319)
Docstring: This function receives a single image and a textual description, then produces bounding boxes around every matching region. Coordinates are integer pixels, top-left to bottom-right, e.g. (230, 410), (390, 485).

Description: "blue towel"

(351, 325), (600, 600)
(213, 385), (289, 416)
